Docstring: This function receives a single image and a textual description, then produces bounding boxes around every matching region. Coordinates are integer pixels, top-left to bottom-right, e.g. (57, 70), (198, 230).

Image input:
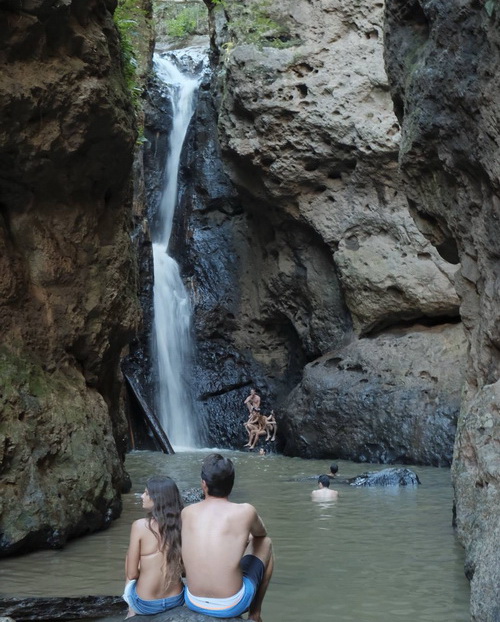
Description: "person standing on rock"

(123, 476), (185, 617)
(182, 453), (274, 621)
(312, 475), (339, 501)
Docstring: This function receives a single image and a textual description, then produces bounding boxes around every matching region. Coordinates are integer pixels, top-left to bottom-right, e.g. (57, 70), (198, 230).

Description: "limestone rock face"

(0, 1), (141, 554)
(210, 0), (459, 336)
(384, 1), (500, 618)
(191, 0), (463, 450)
(280, 323), (466, 466)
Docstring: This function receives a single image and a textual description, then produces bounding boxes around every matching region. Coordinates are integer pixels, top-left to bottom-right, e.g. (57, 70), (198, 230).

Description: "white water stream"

(151, 51), (206, 449)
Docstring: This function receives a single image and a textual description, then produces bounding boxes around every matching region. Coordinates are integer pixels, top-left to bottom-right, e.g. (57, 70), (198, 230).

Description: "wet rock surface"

(280, 323), (466, 465)
(347, 467), (421, 487)
(0, 596), (124, 621)
(131, 609), (241, 622)
(0, 2), (142, 554)
(181, 487), (204, 505)
(384, 1), (500, 618)
(0, 596), (241, 622)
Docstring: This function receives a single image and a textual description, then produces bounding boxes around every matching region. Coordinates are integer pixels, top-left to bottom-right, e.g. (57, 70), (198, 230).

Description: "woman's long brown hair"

(145, 476), (184, 590)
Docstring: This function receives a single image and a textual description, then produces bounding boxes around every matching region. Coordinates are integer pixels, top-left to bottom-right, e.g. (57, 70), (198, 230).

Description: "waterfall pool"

(0, 450), (470, 621)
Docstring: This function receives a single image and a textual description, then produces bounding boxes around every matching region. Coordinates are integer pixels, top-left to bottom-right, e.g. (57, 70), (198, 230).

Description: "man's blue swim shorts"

(184, 554), (265, 618)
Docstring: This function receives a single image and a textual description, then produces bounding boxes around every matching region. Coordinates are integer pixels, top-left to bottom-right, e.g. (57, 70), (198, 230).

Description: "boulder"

(347, 467), (421, 487)
(280, 323), (466, 466)
(0, 596), (241, 622)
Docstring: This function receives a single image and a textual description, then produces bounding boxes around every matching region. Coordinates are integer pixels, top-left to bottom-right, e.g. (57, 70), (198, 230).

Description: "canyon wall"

(384, 0), (500, 618)
(188, 0), (465, 458)
(0, 0), (144, 554)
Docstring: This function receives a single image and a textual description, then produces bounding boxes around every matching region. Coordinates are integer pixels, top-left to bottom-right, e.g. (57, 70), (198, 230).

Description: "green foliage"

(221, 0), (301, 49)
(114, 0), (147, 108)
(165, 5), (207, 38)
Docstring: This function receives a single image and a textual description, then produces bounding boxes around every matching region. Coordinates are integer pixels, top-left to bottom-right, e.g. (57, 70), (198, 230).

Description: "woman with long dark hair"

(123, 476), (184, 617)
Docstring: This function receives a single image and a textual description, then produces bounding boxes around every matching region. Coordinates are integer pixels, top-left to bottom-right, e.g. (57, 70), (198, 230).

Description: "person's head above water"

(318, 474), (331, 488)
(201, 453), (235, 498)
(329, 463), (339, 476)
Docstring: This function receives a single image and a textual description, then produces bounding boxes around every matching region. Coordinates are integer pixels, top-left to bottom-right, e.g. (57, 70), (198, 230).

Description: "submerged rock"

(348, 468), (421, 487)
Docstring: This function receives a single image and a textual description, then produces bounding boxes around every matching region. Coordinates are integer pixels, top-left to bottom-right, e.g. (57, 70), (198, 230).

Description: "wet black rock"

(0, 597), (242, 622)
(347, 467), (421, 487)
(132, 608), (241, 622)
(0, 596), (124, 621)
(181, 487), (204, 505)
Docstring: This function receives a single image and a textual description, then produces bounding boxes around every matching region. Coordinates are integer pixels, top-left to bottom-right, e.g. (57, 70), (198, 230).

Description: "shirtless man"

(265, 410), (277, 442)
(244, 388), (261, 414)
(311, 474), (339, 501)
(182, 453), (274, 621)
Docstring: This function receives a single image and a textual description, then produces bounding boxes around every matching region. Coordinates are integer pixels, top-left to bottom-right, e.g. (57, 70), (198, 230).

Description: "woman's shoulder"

(131, 517), (150, 532)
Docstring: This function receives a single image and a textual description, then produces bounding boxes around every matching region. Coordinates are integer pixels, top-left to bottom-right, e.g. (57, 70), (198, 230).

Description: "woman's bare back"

(134, 519), (183, 600)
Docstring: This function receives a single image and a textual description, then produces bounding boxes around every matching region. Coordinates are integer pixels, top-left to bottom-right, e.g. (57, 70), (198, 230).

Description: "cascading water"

(151, 50), (206, 450)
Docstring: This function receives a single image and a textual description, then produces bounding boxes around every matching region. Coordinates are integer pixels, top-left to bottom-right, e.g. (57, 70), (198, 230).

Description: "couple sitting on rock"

(123, 453), (274, 621)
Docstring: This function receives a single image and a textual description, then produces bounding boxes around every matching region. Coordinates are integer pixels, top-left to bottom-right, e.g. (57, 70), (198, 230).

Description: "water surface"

(0, 450), (470, 621)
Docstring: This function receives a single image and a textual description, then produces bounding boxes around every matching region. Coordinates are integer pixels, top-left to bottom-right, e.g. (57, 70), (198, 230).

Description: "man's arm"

(247, 504), (267, 538)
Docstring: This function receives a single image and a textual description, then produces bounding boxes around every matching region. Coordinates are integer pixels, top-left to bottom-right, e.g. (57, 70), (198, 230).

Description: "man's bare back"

(182, 498), (265, 597)
(311, 487), (339, 501)
(182, 453), (273, 622)
(312, 474), (339, 501)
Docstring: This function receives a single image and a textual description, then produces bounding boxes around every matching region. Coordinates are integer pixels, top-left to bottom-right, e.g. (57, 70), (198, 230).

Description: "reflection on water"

(0, 450), (470, 621)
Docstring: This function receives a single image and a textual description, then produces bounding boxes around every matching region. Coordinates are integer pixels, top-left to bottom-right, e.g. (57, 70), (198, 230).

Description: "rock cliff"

(0, 0), (142, 554)
(189, 0), (465, 455)
(384, 1), (500, 618)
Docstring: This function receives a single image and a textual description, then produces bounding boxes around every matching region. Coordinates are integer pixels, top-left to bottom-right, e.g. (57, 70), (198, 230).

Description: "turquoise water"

(0, 450), (470, 621)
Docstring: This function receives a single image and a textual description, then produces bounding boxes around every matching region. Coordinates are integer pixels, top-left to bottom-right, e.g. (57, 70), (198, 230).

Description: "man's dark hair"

(201, 453), (235, 497)
(329, 463), (338, 475)
(318, 474), (331, 488)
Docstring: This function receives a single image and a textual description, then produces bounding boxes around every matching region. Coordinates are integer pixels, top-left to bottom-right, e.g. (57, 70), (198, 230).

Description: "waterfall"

(151, 50), (206, 450)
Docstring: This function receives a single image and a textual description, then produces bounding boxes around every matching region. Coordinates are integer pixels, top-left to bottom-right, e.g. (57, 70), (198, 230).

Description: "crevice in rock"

(199, 380), (252, 401)
(407, 199), (460, 264)
(363, 314), (462, 339)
